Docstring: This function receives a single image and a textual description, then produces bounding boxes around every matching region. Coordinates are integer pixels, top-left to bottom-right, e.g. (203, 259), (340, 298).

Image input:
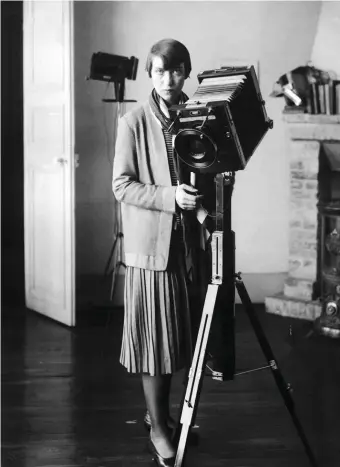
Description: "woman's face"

(151, 56), (186, 105)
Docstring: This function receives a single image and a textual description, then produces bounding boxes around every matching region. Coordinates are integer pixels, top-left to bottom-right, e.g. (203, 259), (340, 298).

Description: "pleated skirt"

(120, 235), (192, 376)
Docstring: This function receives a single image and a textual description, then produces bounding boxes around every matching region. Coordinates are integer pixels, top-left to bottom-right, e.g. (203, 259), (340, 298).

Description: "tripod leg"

(235, 277), (318, 467)
(174, 284), (219, 467)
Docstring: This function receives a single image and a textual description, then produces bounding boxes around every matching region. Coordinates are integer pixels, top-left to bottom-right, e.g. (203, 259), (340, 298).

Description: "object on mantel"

(271, 64), (340, 115)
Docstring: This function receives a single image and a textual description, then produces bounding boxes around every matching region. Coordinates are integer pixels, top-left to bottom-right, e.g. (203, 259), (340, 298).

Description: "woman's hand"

(175, 184), (203, 211)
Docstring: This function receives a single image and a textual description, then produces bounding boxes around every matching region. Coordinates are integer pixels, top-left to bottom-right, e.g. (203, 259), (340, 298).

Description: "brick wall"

(285, 140), (319, 300)
(265, 114), (340, 320)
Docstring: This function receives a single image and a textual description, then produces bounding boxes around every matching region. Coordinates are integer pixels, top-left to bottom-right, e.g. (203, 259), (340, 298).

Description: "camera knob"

(326, 302), (337, 316)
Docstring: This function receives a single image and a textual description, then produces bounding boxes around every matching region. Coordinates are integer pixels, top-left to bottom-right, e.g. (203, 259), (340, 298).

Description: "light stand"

(87, 51), (139, 302)
(174, 172), (318, 467)
(103, 101), (127, 302)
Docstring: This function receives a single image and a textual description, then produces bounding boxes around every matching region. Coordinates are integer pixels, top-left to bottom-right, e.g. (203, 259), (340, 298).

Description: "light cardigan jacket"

(112, 100), (179, 271)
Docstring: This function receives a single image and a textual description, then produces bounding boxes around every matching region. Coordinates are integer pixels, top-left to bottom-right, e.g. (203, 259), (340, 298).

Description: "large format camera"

(170, 66), (273, 174)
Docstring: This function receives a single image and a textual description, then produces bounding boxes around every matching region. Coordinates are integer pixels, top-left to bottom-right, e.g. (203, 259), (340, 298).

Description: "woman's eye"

(153, 68), (183, 77)
(173, 69), (184, 76)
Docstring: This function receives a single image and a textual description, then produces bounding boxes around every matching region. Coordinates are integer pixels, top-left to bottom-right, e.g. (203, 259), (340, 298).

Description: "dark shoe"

(147, 438), (175, 467)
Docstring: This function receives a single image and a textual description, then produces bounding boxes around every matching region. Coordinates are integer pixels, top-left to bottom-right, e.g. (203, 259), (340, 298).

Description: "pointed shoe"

(147, 438), (175, 467)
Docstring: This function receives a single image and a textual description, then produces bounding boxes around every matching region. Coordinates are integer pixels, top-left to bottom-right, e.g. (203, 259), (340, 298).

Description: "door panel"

(24, 1), (75, 326)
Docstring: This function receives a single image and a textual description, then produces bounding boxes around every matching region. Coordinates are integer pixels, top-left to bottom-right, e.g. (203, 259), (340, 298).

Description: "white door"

(23, 1), (75, 326)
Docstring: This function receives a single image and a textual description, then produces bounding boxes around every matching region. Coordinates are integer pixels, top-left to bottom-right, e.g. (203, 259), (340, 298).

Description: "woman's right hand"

(175, 184), (203, 211)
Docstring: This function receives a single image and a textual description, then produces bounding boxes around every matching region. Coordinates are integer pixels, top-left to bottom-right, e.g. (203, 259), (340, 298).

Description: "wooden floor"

(2, 296), (340, 467)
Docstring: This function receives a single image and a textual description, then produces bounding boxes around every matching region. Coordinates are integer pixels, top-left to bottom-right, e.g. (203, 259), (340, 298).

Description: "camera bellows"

(186, 74), (247, 105)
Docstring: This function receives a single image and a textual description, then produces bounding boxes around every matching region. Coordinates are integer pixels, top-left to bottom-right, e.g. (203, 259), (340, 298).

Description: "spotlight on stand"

(87, 52), (138, 303)
(87, 52), (139, 102)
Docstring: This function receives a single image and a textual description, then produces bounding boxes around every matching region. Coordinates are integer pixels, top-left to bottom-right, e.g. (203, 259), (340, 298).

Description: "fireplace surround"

(265, 113), (340, 332)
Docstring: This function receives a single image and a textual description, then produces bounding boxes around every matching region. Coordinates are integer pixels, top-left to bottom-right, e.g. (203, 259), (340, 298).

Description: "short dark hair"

(145, 38), (191, 79)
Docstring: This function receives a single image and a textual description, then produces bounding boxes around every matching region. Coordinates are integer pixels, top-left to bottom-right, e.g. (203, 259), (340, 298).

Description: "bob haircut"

(145, 38), (191, 79)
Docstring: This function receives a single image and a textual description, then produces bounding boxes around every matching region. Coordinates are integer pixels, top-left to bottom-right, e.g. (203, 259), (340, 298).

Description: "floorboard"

(2, 301), (340, 467)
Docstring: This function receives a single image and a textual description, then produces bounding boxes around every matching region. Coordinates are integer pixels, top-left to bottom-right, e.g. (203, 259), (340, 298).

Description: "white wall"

(74, 2), (118, 276)
(74, 1), (321, 292)
(311, 1), (340, 78)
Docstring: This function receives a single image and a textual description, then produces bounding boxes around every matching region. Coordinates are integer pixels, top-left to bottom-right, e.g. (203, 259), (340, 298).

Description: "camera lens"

(174, 128), (217, 170)
(188, 139), (206, 160)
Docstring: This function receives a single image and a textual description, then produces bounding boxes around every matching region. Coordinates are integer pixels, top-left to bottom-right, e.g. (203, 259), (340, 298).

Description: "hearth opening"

(315, 142), (340, 335)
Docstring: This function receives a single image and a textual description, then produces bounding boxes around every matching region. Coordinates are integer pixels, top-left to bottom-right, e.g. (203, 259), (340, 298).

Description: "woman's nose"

(163, 71), (174, 85)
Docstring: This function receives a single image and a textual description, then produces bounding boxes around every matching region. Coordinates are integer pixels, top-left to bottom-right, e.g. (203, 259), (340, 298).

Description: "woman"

(112, 38), (201, 466)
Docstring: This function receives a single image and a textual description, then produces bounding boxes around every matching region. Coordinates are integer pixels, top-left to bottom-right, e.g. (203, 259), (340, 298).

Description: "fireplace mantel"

(283, 113), (340, 141)
(283, 113), (340, 124)
(265, 113), (340, 321)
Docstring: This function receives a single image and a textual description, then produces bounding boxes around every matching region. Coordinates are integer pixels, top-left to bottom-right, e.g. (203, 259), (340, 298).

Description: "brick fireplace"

(265, 113), (340, 321)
